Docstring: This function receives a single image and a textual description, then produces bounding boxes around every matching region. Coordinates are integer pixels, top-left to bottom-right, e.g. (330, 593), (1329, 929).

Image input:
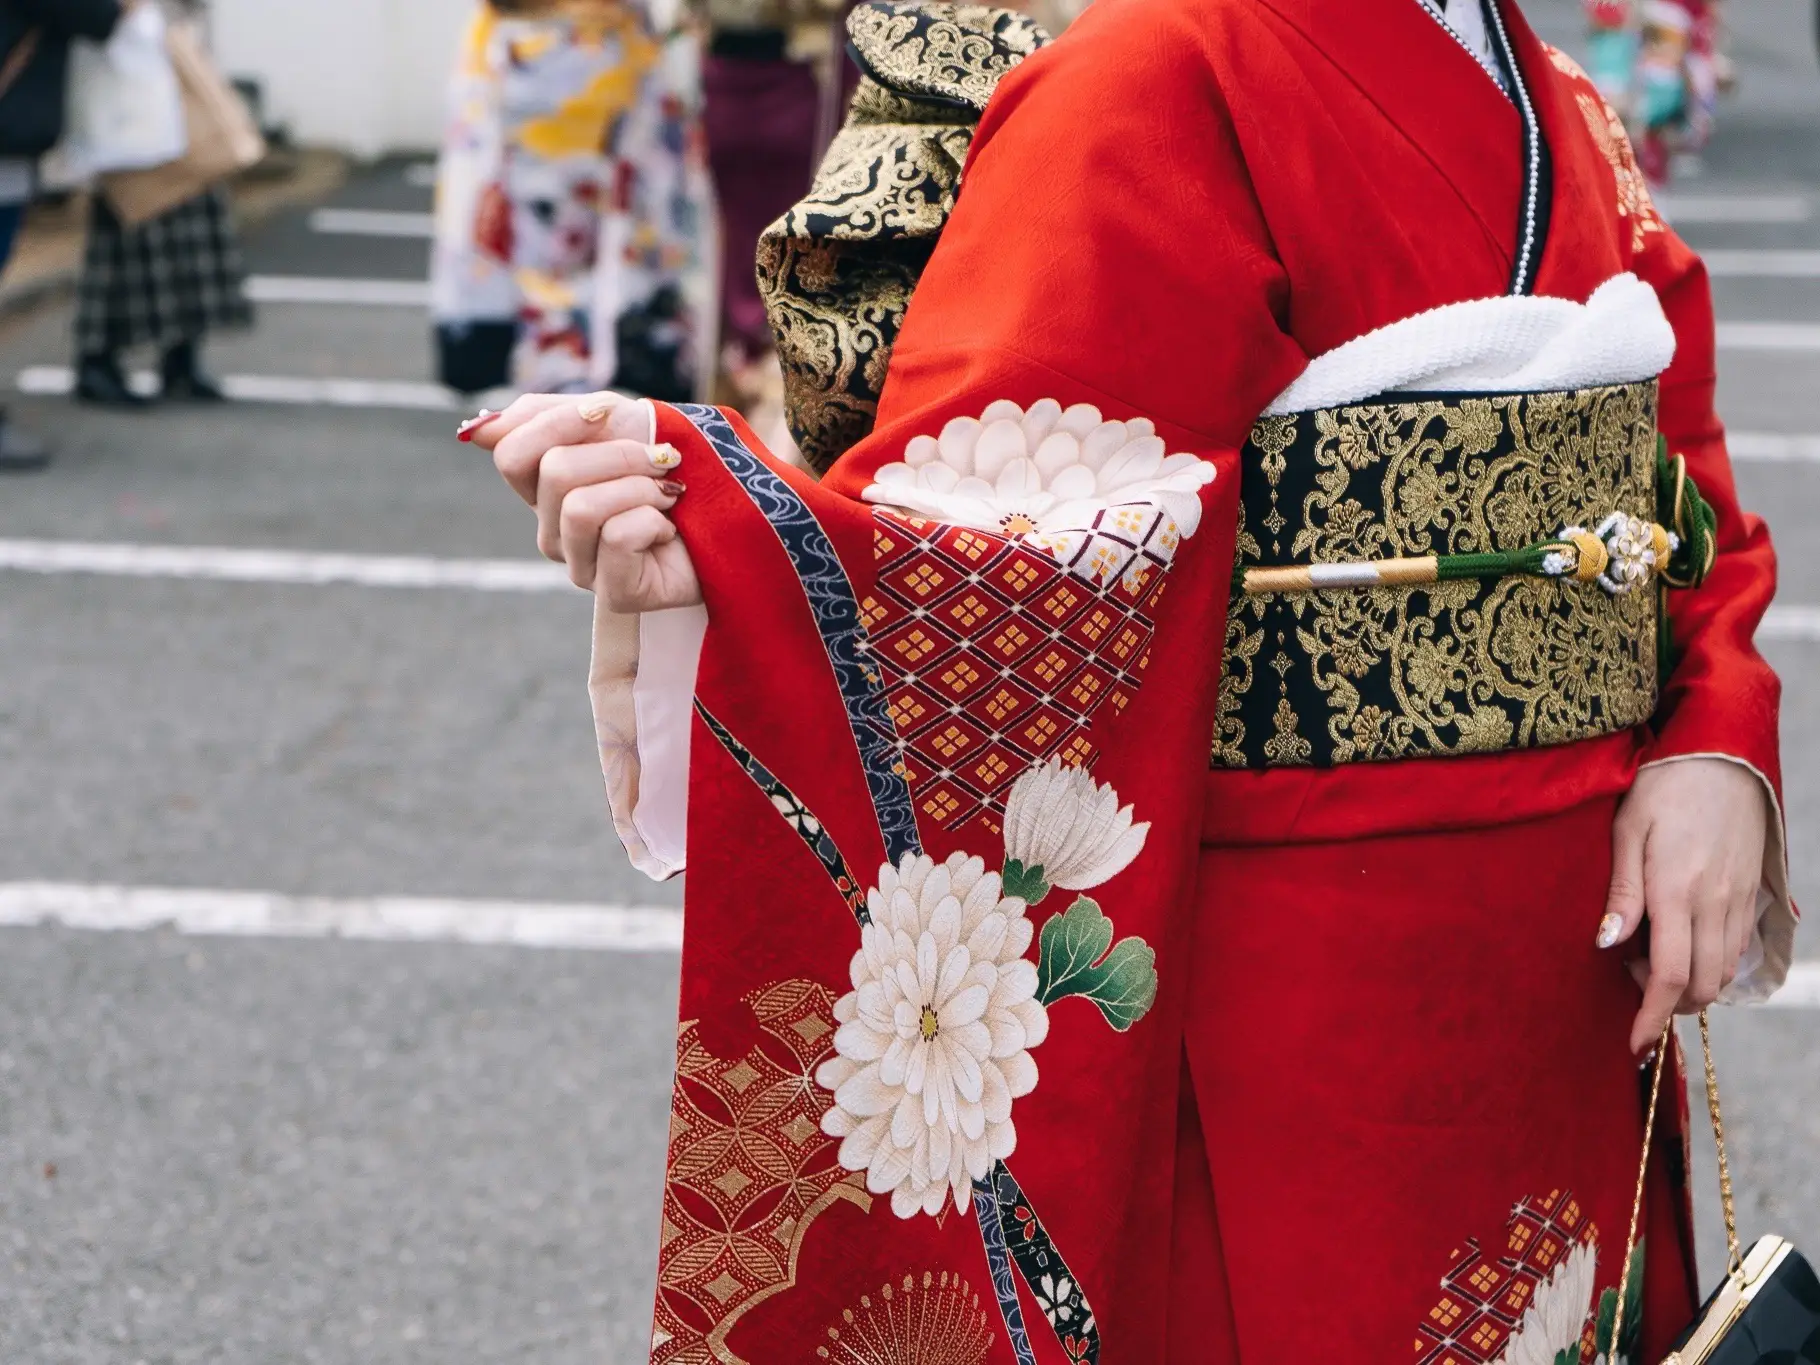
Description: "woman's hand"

(1601, 757), (1769, 1052)
(468, 392), (704, 612)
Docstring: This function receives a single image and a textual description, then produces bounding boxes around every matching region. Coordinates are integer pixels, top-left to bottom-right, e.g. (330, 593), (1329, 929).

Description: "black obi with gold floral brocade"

(1217, 382), (1663, 769)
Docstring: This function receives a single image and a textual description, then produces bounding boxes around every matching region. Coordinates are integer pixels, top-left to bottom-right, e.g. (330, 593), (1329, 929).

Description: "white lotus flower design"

(816, 851), (1051, 1219)
(862, 398), (1216, 586)
(1002, 758), (1150, 896)
(1500, 1239), (1598, 1365)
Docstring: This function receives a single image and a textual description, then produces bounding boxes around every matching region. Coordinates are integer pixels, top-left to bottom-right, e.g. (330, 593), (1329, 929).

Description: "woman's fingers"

(1631, 890), (1690, 1055)
(484, 393), (657, 504)
(1684, 884), (1729, 1009)
(557, 477), (682, 590)
(597, 506), (696, 612)
(1600, 806), (1648, 950)
(536, 440), (685, 562)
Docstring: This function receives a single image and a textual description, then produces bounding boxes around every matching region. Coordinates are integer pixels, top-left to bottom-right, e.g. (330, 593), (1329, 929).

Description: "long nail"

(456, 409), (502, 442)
(577, 396), (617, 424)
(650, 443), (682, 471)
(1596, 912), (1624, 949)
(657, 479), (686, 497)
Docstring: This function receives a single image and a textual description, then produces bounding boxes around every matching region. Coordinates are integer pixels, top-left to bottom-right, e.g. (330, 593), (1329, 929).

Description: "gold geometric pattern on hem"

(814, 1269), (996, 1364)
(651, 979), (871, 1365)
(1218, 383), (1661, 769)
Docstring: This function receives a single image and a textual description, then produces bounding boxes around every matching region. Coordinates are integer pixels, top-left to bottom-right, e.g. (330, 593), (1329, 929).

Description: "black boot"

(160, 339), (227, 402)
(0, 409), (52, 471)
(75, 353), (153, 408)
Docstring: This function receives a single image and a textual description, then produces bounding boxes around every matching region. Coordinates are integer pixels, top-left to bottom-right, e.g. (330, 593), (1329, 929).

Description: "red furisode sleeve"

(637, 5), (1315, 1362)
(1632, 219), (1796, 992)
(822, 0), (1306, 497)
(1635, 228), (1783, 791)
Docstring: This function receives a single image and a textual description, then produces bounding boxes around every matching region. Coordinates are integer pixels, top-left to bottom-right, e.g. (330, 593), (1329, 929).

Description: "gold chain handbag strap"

(1610, 1010), (1743, 1352)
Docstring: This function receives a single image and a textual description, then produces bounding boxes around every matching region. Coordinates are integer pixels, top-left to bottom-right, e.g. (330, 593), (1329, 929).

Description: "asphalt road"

(1, 3), (1818, 1361)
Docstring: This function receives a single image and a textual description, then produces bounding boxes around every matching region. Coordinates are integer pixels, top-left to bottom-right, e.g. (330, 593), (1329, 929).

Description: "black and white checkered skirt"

(74, 188), (254, 356)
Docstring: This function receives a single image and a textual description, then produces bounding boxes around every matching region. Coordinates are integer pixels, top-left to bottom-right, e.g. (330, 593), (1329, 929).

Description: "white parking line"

(3, 540), (1820, 630)
(0, 539), (575, 592)
(246, 275), (432, 306)
(1761, 605), (1820, 642)
(1, 884), (1810, 1001)
(1717, 323), (1820, 352)
(1768, 963), (1820, 1010)
(1728, 432), (1820, 462)
(0, 883), (682, 952)
(17, 364), (466, 411)
(1657, 193), (1811, 224)
(309, 208), (436, 239)
(1703, 250), (1820, 278)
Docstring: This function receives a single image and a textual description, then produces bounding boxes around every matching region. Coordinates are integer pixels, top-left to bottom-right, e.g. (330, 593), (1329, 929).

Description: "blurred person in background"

(1582, 0), (1724, 186)
(432, 0), (711, 401)
(71, 0), (252, 408)
(698, 0), (844, 420)
(0, 0), (130, 464)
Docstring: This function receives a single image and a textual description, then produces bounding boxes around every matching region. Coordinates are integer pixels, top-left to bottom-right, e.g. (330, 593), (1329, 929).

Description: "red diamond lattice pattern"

(1412, 1189), (1600, 1365)
(863, 510), (1166, 837)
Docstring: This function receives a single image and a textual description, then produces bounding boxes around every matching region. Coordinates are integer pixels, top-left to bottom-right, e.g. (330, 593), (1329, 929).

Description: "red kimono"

(586, 1), (1793, 1360)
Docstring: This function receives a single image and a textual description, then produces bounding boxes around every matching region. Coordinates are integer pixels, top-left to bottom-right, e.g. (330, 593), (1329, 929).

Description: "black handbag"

(1611, 1011), (1820, 1363)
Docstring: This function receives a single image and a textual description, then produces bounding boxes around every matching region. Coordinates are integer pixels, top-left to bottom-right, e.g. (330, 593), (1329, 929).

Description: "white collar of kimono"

(1424, 0), (1507, 92)
(1263, 273), (1678, 415)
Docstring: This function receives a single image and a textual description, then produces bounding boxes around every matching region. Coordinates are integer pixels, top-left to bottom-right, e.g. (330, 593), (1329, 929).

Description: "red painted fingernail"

(657, 479), (686, 497)
(457, 409), (503, 442)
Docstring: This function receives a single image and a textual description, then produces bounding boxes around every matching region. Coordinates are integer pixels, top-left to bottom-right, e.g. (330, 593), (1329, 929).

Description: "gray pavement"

(1, 3), (1818, 1361)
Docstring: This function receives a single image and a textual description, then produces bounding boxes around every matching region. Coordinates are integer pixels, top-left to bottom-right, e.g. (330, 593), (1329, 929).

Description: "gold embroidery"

(1545, 43), (1665, 255)
(814, 1270), (996, 1363)
(756, 4), (1050, 473)
(846, 2), (1046, 111)
(1221, 384), (1661, 769)
(653, 979), (872, 1365)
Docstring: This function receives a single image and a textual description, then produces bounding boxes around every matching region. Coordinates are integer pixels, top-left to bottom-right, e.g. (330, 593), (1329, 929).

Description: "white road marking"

(1767, 963), (1820, 1010)
(309, 208), (436, 239)
(0, 539), (576, 592)
(1728, 431), (1820, 462)
(1657, 193), (1811, 224)
(1, 884), (1810, 1002)
(2, 538), (1820, 633)
(1717, 322), (1820, 352)
(1703, 250), (1820, 278)
(246, 275), (431, 306)
(17, 364), (465, 411)
(0, 883), (682, 952)
(1761, 605), (1820, 642)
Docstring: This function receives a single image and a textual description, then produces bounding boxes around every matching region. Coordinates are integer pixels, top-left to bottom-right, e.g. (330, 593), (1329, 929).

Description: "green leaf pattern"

(1035, 897), (1159, 1032)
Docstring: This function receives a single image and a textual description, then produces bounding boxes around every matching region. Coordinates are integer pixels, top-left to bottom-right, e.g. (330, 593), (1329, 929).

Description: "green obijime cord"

(1234, 440), (1719, 634)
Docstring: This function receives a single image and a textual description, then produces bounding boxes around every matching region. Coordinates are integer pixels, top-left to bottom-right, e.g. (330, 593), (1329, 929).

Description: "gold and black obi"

(1216, 381), (1717, 770)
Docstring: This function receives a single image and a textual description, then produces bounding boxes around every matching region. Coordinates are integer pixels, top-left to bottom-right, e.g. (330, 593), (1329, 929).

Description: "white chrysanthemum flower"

(816, 851), (1051, 1219)
(1501, 1239), (1599, 1365)
(862, 398), (1216, 585)
(1002, 758), (1149, 894)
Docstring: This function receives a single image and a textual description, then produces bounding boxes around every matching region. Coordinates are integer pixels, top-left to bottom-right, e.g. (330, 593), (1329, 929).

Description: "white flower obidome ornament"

(862, 398), (1217, 589)
(817, 852), (1051, 1219)
(1498, 1238), (1599, 1365)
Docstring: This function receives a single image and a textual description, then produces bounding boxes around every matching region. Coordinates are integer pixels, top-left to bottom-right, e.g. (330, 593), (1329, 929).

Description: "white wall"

(210, 0), (473, 158)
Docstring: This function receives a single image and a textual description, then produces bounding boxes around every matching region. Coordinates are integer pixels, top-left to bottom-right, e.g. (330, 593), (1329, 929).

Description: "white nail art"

(577, 397), (616, 423)
(650, 443), (682, 470)
(1597, 912), (1624, 949)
